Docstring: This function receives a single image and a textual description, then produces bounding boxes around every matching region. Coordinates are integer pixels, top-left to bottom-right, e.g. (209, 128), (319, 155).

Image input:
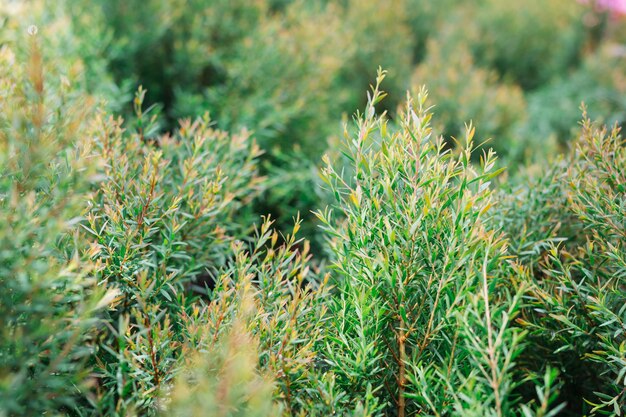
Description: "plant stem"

(398, 328), (406, 417)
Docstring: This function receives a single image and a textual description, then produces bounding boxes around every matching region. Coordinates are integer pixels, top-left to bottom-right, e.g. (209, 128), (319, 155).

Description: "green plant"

(0, 0), (125, 112)
(412, 27), (527, 161)
(6, 1), (626, 415)
(522, 45), (626, 151)
(80, 0), (347, 156)
(334, 0), (413, 115)
(76, 0), (355, 250)
(90, 0), (268, 124)
(0, 31), (105, 416)
(315, 71), (556, 416)
(83, 89), (263, 415)
(164, 290), (280, 417)
(177, 217), (333, 415)
(496, 114), (626, 415)
(470, 0), (589, 90)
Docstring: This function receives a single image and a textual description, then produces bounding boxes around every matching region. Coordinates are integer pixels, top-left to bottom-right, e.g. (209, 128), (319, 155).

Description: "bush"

(412, 25), (527, 160)
(404, 0), (464, 63)
(315, 71), (556, 416)
(164, 294), (280, 417)
(334, 0), (413, 115)
(83, 89), (263, 415)
(0, 0), (125, 111)
(521, 45), (626, 152)
(5, 2), (626, 415)
(63, 0), (626, 247)
(0, 31), (104, 416)
(73, 0), (353, 250)
(496, 115), (626, 415)
(175, 219), (331, 415)
(470, 0), (589, 90)
(76, 0), (343, 155)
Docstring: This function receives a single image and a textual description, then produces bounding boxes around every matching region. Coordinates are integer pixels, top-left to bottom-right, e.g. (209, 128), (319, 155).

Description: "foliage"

(164, 291), (280, 417)
(496, 115), (626, 415)
(79, 0), (342, 155)
(157, 216), (335, 416)
(404, 0), (464, 62)
(3, 2), (626, 417)
(0, 0), (125, 111)
(0, 31), (104, 416)
(55, 0), (625, 244)
(334, 0), (413, 115)
(469, 0), (589, 90)
(83, 89), (262, 415)
(522, 45), (626, 151)
(258, 147), (334, 256)
(412, 24), (527, 160)
(315, 71), (553, 416)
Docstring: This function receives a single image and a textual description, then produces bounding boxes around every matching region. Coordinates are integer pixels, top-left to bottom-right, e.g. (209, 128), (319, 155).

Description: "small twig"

(143, 315), (160, 388)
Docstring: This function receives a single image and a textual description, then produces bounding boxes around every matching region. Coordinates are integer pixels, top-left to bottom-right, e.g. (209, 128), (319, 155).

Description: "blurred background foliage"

(5, 0), (625, 250)
(57, 0), (626, 248)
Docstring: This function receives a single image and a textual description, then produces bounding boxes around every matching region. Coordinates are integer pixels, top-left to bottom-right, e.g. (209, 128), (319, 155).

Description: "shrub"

(83, 89), (263, 415)
(496, 115), (626, 415)
(334, 0), (414, 115)
(164, 293), (280, 417)
(76, 0), (355, 250)
(470, 0), (589, 90)
(412, 25), (527, 160)
(404, 0), (464, 62)
(315, 71), (557, 416)
(563, 118), (626, 414)
(78, 0), (346, 155)
(0, 0), (125, 111)
(81, 0), (415, 154)
(193, 1), (347, 156)
(0, 31), (104, 416)
(5, 2), (626, 415)
(159, 217), (332, 415)
(493, 163), (575, 268)
(521, 45), (626, 151)
(259, 147), (333, 256)
(67, 0), (623, 247)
